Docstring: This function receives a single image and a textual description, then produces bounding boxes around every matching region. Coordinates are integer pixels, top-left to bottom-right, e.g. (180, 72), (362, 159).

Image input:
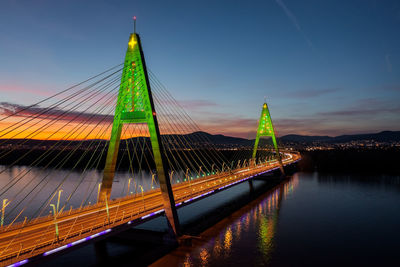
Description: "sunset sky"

(1, 0), (400, 139)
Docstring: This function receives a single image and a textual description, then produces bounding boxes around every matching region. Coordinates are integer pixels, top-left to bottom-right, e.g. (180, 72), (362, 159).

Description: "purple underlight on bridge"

(141, 209), (165, 220)
(7, 259), (28, 267)
(42, 229), (112, 257)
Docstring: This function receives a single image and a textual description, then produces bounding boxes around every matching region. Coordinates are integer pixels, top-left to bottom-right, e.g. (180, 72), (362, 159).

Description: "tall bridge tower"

(252, 102), (284, 174)
(99, 32), (180, 235)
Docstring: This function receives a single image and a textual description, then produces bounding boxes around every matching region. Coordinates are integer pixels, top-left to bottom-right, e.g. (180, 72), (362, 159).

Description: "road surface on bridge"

(0, 152), (300, 266)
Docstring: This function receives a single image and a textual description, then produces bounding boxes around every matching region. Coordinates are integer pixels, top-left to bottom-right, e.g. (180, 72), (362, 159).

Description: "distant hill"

(1, 131), (399, 148)
(279, 131), (400, 144)
(192, 130), (400, 145)
(186, 131), (252, 146)
(279, 135), (331, 143)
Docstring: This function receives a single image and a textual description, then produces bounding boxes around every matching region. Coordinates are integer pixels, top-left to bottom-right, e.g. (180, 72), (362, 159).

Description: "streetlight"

(56, 190), (63, 214)
(50, 204), (59, 241)
(127, 178), (131, 196)
(139, 185), (145, 210)
(49, 189), (62, 241)
(97, 183), (101, 202)
(1, 199), (10, 228)
(151, 174), (157, 189)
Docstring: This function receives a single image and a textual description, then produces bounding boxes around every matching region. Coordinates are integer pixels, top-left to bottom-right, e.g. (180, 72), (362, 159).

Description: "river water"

(3, 168), (400, 266)
(0, 165), (183, 224)
(153, 172), (400, 266)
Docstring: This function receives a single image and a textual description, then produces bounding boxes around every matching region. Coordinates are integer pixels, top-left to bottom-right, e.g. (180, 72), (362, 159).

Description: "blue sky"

(1, 0), (399, 137)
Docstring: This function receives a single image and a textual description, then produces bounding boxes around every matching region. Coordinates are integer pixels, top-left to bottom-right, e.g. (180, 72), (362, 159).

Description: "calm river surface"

(153, 172), (400, 267)
(0, 165), (178, 223)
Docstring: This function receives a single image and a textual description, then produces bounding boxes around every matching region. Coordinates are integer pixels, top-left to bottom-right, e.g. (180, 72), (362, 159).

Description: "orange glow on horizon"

(0, 118), (151, 141)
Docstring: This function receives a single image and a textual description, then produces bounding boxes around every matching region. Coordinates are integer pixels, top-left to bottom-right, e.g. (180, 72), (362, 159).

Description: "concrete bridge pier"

(248, 179), (255, 194)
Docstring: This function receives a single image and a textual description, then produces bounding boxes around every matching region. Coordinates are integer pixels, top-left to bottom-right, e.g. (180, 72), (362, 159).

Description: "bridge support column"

(99, 33), (180, 236)
(248, 179), (254, 194)
(252, 102), (285, 175)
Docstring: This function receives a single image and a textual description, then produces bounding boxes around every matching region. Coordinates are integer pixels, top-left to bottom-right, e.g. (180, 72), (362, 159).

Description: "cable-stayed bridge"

(0, 29), (300, 266)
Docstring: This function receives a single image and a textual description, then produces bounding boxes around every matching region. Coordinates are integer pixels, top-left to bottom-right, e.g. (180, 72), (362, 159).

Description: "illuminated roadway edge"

(7, 154), (300, 267)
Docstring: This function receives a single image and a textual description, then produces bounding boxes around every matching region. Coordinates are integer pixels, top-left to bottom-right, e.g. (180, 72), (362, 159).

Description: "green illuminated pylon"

(252, 102), (284, 174)
(99, 33), (180, 235)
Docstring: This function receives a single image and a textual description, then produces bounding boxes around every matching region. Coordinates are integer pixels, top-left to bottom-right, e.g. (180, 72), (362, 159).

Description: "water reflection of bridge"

(153, 176), (299, 266)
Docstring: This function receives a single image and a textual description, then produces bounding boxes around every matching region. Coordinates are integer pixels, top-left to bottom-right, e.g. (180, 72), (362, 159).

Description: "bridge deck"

(0, 153), (300, 266)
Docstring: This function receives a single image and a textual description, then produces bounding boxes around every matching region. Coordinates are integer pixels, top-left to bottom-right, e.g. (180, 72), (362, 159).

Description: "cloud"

(274, 118), (327, 136)
(318, 107), (400, 117)
(0, 84), (53, 97)
(191, 112), (258, 138)
(153, 95), (217, 111)
(288, 88), (339, 98)
(274, 0), (314, 48)
(385, 85), (400, 91)
(0, 102), (114, 124)
(178, 100), (217, 110)
(200, 117), (257, 129)
(318, 98), (400, 117)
